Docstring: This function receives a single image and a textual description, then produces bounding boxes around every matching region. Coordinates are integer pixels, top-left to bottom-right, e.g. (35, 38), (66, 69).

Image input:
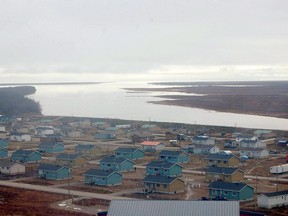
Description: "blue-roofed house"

(115, 147), (144, 160)
(0, 139), (8, 149)
(83, 169), (122, 186)
(146, 161), (183, 177)
(192, 145), (220, 154)
(37, 164), (70, 180)
(100, 155), (134, 172)
(10, 132), (31, 142)
(208, 182), (254, 201)
(205, 154), (240, 168)
(0, 148), (8, 158)
(143, 175), (185, 194)
(38, 142), (64, 153)
(205, 166), (244, 182)
(239, 147), (269, 159)
(158, 150), (189, 163)
(94, 133), (115, 140)
(56, 153), (87, 167)
(11, 150), (42, 163)
(192, 136), (215, 145)
(75, 144), (102, 158)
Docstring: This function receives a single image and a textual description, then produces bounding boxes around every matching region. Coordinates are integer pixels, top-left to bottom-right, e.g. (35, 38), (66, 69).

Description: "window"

(156, 184), (160, 187)
(232, 192), (237, 196)
(163, 185), (167, 188)
(223, 191), (228, 195)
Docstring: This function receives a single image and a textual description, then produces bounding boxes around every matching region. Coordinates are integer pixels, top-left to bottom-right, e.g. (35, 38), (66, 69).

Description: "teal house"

(208, 182), (254, 201)
(84, 169), (122, 186)
(0, 148), (8, 158)
(100, 155), (134, 172)
(37, 164), (70, 180)
(38, 142), (64, 153)
(115, 147), (144, 160)
(12, 150), (42, 163)
(146, 161), (183, 177)
(94, 133), (115, 140)
(0, 139), (8, 149)
(158, 150), (190, 163)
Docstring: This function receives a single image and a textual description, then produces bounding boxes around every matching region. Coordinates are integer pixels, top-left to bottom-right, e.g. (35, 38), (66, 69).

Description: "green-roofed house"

(115, 147), (144, 160)
(75, 144), (102, 158)
(56, 153), (87, 167)
(11, 150), (42, 163)
(158, 150), (190, 163)
(205, 166), (244, 183)
(100, 155), (134, 172)
(38, 142), (64, 153)
(146, 161), (183, 177)
(143, 175), (185, 194)
(37, 164), (71, 180)
(83, 169), (122, 186)
(208, 182), (254, 201)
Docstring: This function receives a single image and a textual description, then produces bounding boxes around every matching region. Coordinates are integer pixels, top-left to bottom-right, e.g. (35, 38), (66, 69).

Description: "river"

(28, 82), (288, 131)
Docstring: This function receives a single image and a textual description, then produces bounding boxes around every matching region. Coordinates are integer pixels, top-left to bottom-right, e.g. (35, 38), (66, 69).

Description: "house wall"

(12, 153), (41, 163)
(0, 140), (8, 148)
(38, 168), (69, 180)
(231, 170), (245, 182)
(0, 149), (8, 158)
(119, 161), (134, 172)
(0, 164), (25, 175)
(239, 186), (254, 201)
(106, 173), (122, 186)
(209, 189), (240, 201)
(257, 194), (288, 209)
(73, 157), (87, 167)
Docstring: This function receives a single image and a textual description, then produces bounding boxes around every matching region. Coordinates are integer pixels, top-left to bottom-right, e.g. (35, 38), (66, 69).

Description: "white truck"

(270, 164), (288, 174)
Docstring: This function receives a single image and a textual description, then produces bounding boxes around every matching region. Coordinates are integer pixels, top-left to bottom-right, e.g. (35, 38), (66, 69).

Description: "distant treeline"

(0, 86), (41, 115)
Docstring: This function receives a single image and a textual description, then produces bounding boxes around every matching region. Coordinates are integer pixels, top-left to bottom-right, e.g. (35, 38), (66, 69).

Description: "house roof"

(158, 150), (188, 157)
(143, 175), (181, 184)
(194, 145), (216, 150)
(205, 153), (237, 161)
(39, 142), (63, 147)
(115, 147), (142, 153)
(38, 164), (68, 171)
(107, 200), (239, 216)
(75, 144), (100, 150)
(100, 155), (134, 164)
(209, 182), (253, 192)
(141, 141), (163, 146)
(262, 189), (288, 197)
(193, 135), (212, 141)
(84, 169), (119, 177)
(239, 140), (258, 144)
(206, 166), (239, 175)
(56, 153), (82, 160)
(146, 161), (182, 169)
(254, 130), (272, 135)
(13, 149), (40, 156)
(0, 160), (23, 167)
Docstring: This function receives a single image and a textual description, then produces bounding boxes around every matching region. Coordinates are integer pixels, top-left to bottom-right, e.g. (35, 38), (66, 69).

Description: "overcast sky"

(0, 0), (288, 82)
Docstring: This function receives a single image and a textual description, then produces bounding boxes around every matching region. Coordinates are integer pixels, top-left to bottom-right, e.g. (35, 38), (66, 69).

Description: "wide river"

(29, 82), (288, 131)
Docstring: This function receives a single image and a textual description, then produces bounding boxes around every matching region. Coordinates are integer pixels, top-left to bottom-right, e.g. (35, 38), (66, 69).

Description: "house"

(38, 142), (65, 153)
(94, 133), (115, 140)
(205, 154), (240, 168)
(131, 134), (155, 143)
(165, 132), (178, 141)
(83, 169), (122, 186)
(205, 166), (244, 182)
(92, 121), (110, 129)
(0, 148), (8, 158)
(143, 175), (185, 194)
(276, 139), (288, 147)
(192, 145), (220, 154)
(236, 135), (258, 143)
(208, 181), (254, 201)
(158, 150), (189, 163)
(37, 164), (70, 180)
(239, 148), (269, 158)
(56, 153), (87, 167)
(115, 124), (131, 129)
(254, 130), (275, 139)
(11, 150), (42, 163)
(224, 140), (237, 149)
(140, 141), (165, 152)
(75, 144), (102, 158)
(105, 127), (125, 136)
(146, 161), (183, 177)
(40, 134), (63, 143)
(10, 132), (31, 142)
(0, 139), (8, 149)
(100, 155), (134, 172)
(114, 147), (144, 160)
(79, 119), (91, 128)
(239, 140), (266, 149)
(192, 135), (215, 145)
(0, 161), (25, 175)
(107, 200), (240, 216)
(35, 126), (54, 136)
(257, 189), (288, 209)
(0, 131), (7, 139)
(62, 129), (81, 138)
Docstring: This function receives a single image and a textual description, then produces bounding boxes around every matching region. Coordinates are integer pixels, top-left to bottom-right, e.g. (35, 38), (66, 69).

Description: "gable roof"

(262, 189), (288, 197)
(115, 147), (143, 153)
(100, 155), (134, 164)
(143, 175), (182, 184)
(205, 153), (237, 161)
(159, 150), (188, 157)
(193, 135), (212, 141)
(84, 168), (119, 177)
(209, 182), (253, 192)
(56, 153), (83, 160)
(38, 164), (68, 171)
(194, 145), (217, 150)
(146, 161), (182, 169)
(13, 149), (40, 156)
(141, 141), (163, 146)
(107, 200), (239, 216)
(206, 166), (240, 175)
(0, 160), (23, 167)
(39, 142), (63, 147)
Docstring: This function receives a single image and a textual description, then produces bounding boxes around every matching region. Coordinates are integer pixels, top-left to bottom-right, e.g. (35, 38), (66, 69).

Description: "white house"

(235, 135), (258, 143)
(193, 145), (220, 154)
(192, 136), (215, 145)
(0, 161), (25, 175)
(238, 140), (266, 149)
(140, 141), (165, 152)
(35, 126), (54, 136)
(239, 148), (269, 158)
(257, 190), (288, 209)
(10, 132), (31, 142)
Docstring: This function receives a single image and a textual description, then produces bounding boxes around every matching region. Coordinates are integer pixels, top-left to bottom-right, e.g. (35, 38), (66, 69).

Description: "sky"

(0, 0), (288, 83)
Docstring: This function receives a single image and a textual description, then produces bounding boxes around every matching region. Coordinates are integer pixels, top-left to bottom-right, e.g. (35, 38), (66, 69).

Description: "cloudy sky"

(0, 0), (288, 83)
